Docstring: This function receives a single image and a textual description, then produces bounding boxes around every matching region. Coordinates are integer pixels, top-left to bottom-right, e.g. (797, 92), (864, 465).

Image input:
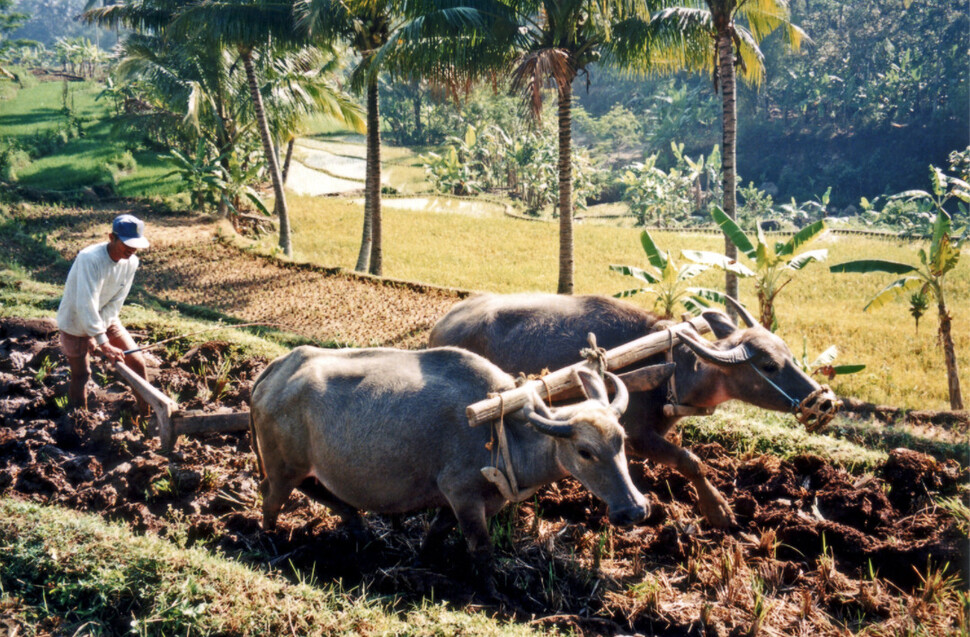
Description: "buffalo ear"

(701, 310), (738, 340)
(575, 368), (608, 404)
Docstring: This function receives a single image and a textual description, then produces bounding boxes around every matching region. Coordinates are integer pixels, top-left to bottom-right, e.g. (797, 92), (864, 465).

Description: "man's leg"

(106, 323), (150, 416)
(60, 331), (92, 411)
(66, 355), (90, 411)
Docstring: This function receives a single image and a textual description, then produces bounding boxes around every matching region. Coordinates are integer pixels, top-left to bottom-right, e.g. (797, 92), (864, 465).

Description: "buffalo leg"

(632, 431), (736, 528)
(449, 500), (501, 597)
(260, 475), (301, 530)
(416, 508), (457, 564)
(298, 478), (365, 533)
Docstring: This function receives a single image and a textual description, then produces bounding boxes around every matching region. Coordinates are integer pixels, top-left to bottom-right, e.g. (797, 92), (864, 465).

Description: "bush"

(0, 148), (30, 182)
(108, 150), (138, 173)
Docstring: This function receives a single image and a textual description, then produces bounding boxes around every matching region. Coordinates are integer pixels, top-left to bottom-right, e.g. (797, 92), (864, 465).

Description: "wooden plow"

(113, 362), (250, 452)
(465, 314), (712, 427)
(113, 314), (713, 451)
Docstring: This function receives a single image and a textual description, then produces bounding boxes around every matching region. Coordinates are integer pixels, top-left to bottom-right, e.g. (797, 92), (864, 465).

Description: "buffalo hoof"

(698, 492), (737, 529)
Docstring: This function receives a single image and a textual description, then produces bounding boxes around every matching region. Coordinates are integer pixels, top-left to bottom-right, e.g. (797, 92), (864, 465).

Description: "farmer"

(57, 214), (150, 414)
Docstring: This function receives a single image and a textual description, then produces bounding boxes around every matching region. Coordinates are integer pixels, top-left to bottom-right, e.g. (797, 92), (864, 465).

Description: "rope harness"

(663, 327), (716, 418)
(481, 393), (539, 503)
(481, 333), (608, 504)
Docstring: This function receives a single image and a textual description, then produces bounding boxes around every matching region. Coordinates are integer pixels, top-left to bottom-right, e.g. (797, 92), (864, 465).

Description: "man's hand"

(99, 342), (126, 363)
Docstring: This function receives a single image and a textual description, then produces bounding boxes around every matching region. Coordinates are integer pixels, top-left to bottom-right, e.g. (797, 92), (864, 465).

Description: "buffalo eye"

(577, 448), (595, 461)
(761, 361), (780, 374)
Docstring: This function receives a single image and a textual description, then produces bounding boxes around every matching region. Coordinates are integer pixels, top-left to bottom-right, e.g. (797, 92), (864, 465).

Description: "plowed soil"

(2, 317), (967, 636)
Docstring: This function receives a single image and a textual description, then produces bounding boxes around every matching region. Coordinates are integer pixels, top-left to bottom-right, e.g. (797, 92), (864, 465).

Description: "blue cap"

(112, 214), (149, 249)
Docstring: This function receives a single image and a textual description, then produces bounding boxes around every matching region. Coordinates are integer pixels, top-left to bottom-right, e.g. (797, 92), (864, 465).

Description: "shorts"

(59, 323), (137, 359)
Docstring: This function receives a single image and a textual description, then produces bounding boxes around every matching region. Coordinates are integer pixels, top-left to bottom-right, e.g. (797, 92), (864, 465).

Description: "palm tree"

(167, 0), (307, 257)
(297, 0), (397, 275)
(683, 0), (806, 305)
(388, 1), (711, 294)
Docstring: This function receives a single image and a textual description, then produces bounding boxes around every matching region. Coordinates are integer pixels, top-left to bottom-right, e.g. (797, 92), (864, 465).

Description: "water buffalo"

(249, 345), (648, 583)
(428, 293), (840, 528)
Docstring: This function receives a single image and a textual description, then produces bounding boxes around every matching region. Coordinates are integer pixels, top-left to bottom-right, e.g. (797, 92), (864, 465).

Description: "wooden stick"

(465, 316), (711, 427)
(173, 410), (251, 436)
(113, 361), (178, 451)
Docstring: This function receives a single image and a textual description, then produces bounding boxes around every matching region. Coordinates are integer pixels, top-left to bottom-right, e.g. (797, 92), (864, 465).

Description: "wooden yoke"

(466, 315), (712, 427)
(113, 361), (178, 451)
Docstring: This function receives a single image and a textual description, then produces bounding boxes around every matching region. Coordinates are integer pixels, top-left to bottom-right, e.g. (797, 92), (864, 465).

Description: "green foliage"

(609, 229), (727, 318)
(831, 183), (965, 407)
(860, 149), (970, 236)
(689, 207), (828, 330)
(620, 144), (721, 227)
(793, 338), (865, 380)
(422, 121), (600, 214)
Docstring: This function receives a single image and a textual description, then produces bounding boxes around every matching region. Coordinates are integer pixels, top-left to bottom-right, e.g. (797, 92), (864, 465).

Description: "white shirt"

(57, 242), (139, 345)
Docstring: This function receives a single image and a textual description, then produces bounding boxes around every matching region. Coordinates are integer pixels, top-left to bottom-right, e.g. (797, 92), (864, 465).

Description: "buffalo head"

(517, 368), (648, 526)
(677, 298), (841, 430)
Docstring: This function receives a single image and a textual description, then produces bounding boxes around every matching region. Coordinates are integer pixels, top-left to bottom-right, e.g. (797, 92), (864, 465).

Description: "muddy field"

(1, 316), (967, 635)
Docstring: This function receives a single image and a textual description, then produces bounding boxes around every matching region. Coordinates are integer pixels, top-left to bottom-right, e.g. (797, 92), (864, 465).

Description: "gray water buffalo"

(428, 293), (841, 528)
(249, 345), (648, 581)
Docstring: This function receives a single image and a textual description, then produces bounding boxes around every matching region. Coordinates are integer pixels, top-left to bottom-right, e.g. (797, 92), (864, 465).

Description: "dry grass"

(273, 192), (969, 411)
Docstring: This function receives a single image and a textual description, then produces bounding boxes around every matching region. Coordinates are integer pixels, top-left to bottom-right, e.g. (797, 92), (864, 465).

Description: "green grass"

(0, 499), (542, 636)
(0, 81), (180, 197)
(272, 190), (969, 411)
(681, 403), (968, 471)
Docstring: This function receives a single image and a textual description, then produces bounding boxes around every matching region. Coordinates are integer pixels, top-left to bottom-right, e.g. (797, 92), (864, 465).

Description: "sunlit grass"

(0, 81), (180, 197)
(0, 499), (541, 636)
(277, 192), (969, 411)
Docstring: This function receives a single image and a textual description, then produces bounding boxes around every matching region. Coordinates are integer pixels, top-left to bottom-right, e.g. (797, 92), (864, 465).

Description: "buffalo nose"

(609, 503), (649, 527)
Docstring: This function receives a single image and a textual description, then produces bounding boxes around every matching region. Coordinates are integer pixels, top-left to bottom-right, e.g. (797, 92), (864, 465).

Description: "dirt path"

(1, 316), (966, 636)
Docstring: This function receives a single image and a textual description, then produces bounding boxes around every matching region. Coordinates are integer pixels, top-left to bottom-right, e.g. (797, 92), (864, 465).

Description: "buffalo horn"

(525, 411), (575, 439)
(618, 363), (676, 392)
(605, 372), (629, 416)
(679, 329), (756, 366)
(724, 295), (757, 328)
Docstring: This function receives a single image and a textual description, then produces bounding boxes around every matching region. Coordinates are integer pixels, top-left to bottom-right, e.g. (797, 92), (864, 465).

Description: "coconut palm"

(296, 0), (398, 274)
(386, 0), (715, 294)
(674, 0), (806, 306)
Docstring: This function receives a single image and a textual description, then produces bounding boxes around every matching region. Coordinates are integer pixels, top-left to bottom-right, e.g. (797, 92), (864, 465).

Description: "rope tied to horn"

(580, 332), (608, 377)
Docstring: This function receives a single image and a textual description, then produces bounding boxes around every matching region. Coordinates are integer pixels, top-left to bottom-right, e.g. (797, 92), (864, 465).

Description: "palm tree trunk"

(241, 49), (291, 256)
(717, 28), (739, 314)
(368, 79), (383, 276)
(556, 79), (574, 295)
(355, 79), (381, 273)
(282, 137), (295, 185)
(938, 300), (964, 410)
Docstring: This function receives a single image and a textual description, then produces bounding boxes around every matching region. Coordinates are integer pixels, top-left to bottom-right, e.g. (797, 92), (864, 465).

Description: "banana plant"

(794, 338), (865, 381)
(686, 206), (828, 331)
(830, 207), (966, 410)
(609, 229), (743, 319)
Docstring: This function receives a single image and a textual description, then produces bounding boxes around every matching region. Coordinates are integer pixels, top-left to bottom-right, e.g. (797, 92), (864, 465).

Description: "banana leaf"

(613, 287), (649, 299)
(640, 230), (667, 270)
(829, 260), (918, 275)
(676, 263), (710, 281)
(787, 249), (828, 270)
(777, 219), (827, 256)
(863, 276), (925, 311)
(609, 264), (660, 284)
(929, 210), (951, 269)
(711, 206), (756, 259)
(681, 249), (755, 276)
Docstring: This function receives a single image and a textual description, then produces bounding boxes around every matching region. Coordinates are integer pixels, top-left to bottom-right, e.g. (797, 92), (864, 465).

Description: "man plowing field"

(56, 214), (151, 414)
